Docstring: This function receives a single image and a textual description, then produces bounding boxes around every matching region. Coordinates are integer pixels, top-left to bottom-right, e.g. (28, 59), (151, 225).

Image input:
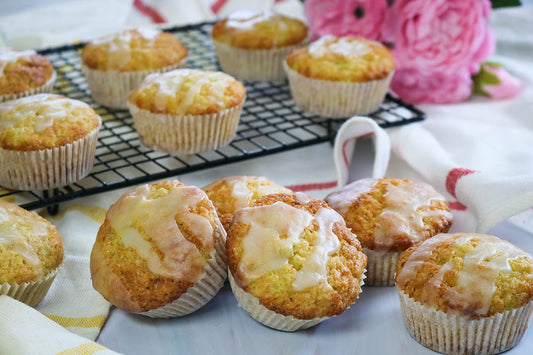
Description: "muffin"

(226, 193), (367, 331)
(0, 200), (64, 307)
(0, 94), (101, 190)
(0, 47), (56, 103)
(127, 69), (246, 155)
(81, 27), (188, 109)
(90, 180), (227, 318)
(211, 10), (309, 81)
(284, 35), (395, 118)
(396, 233), (533, 354)
(325, 178), (452, 286)
(202, 175), (293, 230)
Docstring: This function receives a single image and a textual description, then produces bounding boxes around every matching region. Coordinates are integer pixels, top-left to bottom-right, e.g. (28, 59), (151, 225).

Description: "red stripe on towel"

(287, 181), (338, 192)
(445, 168), (477, 211)
(133, 0), (167, 24)
(211, 0), (228, 14)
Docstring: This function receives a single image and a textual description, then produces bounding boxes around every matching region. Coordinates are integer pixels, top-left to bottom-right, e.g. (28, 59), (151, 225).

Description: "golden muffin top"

(211, 10), (308, 49)
(0, 200), (64, 284)
(90, 180), (226, 312)
(81, 28), (188, 72)
(285, 35), (395, 82)
(396, 233), (533, 319)
(0, 48), (55, 96)
(325, 178), (452, 252)
(202, 175), (293, 230)
(0, 94), (101, 151)
(128, 69), (246, 115)
(226, 193), (367, 319)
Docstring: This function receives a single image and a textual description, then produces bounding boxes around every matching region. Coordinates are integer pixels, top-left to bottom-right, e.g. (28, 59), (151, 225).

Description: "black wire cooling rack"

(0, 22), (425, 213)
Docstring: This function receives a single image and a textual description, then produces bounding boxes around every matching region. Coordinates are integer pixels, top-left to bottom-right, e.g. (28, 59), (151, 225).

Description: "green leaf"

(491, 0), (522, 9)
(472, 63), (502, 96)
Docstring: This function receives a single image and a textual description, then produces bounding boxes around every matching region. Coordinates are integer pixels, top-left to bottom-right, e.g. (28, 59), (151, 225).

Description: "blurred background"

(0, 0), (305, 49)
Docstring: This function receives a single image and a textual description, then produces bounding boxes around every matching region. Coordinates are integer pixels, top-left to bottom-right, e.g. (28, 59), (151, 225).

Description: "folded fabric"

(0, 295), (120, 355)
(36, 205), (111, 340)
(334, 117), (533, 234)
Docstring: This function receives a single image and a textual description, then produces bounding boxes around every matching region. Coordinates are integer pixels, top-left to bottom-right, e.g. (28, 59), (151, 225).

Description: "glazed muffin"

(127, 69), (246, 155)
(325, 178), (452, 286)
(81, 27), (188, 109)
(396, 233), (533, 354)
(90, 180), (227, 318)
(202, 176), (293, 230)
(211, 10), (308, 81)
(0, 48), (56, 103)
(0, 94), (101, 190)
(284, 35), (395, 118)
(0, 200), (64, 307)
(226, 193), (367, 331)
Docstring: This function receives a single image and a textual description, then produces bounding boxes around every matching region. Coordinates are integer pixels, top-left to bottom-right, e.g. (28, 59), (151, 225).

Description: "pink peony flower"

(389, 0), (494, 73)
(391, 67), (473, 104)
(473, 63), (521, 100)
(304, 0), (389, 41)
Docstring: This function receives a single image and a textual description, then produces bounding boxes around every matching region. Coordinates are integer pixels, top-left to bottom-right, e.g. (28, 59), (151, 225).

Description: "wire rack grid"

(0, 22), (425, 213)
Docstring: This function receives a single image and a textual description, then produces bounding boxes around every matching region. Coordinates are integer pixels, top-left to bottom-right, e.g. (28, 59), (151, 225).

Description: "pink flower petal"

(483, 65), (521, 100)
(391, 67), (472, 104)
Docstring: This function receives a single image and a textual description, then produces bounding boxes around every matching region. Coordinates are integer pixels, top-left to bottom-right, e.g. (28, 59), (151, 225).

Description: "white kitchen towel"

(0, 295), (119, 355)
(334, 117), (533, 234)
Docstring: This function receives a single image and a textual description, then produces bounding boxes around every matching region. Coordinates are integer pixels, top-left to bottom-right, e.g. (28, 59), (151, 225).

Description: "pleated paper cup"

(138, 228), (227, 318)
(284, 61), (393, 118)
(363, 248), (401, 287)
(0, 266), (61, 307)
(397, 290), (533, 355)
(228, 272), (329, 331)
(127, 101), (244, 155)
(0, 120), (101, 191)
(213, 40), (307, 82)
(0, 71), (56, 103)
(82, 60), (186, 109)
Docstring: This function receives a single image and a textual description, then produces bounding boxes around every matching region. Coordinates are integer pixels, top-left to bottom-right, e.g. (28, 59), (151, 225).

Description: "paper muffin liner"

(0, 266), (61, 307)
(397, 290), (533, 354)
(228, 272), (329, 331)
(82, 59), (186, 109)
(127, 100), (244, 155)
(138, 228), (227, 318)
(363, 248), (401, 287)
(0, 71), (56, 103)
(212, 40), (307, 82)
(283, 62), (393, 118)
(0, 121), (101, 191)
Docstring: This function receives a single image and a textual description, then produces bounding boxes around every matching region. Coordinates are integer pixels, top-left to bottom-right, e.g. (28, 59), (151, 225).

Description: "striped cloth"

(0, 204), (116, 354)
(0, 295), (119, 354)
(35, 204), (110, 341)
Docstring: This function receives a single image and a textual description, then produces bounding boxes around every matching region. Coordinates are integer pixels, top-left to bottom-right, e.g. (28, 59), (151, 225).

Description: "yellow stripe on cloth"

(43, 314), (106, 329)
(43, 203), (107, 224)
(0, 188), (15, 203)
(55, 342), (108, 355)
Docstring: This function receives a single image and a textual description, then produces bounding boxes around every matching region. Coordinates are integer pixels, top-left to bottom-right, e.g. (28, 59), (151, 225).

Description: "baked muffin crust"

(286, 35), (395, 82)
(128, 69), (246, 115)
(0, 48), (54, 95)
(0, 94), (100, 151)
(396, 233), (533, 319)
(90, 180), (225, 312)
(227, 193), (366, 319)
(81, 28), (188, 72)
(203, 176), (293, 229)
(326, 178), (452, 252)
(0, 200), (63, 284)
(211, 10), (308, 49)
